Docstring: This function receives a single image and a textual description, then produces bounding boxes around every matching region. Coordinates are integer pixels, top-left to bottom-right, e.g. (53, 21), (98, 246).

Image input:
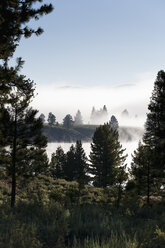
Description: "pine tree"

(90, 105), (108, 124)
(115, 164), (128, 208)
(50, 147), (66, 179)
(109, 115), (119, 131)
(47, 112), (56, 125)
(90, 124), (127, 188)
(0, 72), (48, 208)
(63, 114), (73, 129)
(0, 0), (53, 60)
(0, 0), (53, 133)
(131, 142), (156, 205)
(143, 70), (165, 181)
(0, 0), (53, 208)
(74, 110), (83, 125)
(103, 105), (108, 116)
(39, 113), (45, 123)
(64, 145), (76, 181)
(74, 140), (89, 190)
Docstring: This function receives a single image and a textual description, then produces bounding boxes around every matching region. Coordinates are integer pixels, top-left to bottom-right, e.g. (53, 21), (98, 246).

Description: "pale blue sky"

(14, 0), (165, 87)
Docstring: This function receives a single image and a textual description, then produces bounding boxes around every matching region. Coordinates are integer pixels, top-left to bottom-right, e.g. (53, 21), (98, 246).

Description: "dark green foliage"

(74, 141), (89, 190)
(64, 145), (77, 181)
(144, 70), (165, 182)
(90, 124), (127, 188)
(0, 0), (53, 60)
(47, 112), (56, 125)
(50, 142), (89, 189)
(63, 114), (74, 129)
(43, 124), (144, 142)
(0, 201), (69, 248)
(50, 147), (66, 179)
(0, 58), (30, 106)
(39, 113), (45, 123)
(43, 124), (97, 142)
(131, 142), (158, 204)
(0, 0), (52, 208)
(0, 176), (165, 247)
(0, 68), (48, 207)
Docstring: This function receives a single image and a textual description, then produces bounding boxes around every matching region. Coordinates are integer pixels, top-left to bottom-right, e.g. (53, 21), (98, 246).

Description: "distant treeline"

(43, 124), (97, 142)
(42, 124), (143, 142)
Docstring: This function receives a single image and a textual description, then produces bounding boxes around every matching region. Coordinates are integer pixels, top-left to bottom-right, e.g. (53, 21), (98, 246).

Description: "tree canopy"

(144, 70), (165, 173)
(74, 110), (83, 125)
(47, 112), (56, 125)
(63, 114), (74, 129)
(0, 0), (53, 208)
(90, 124), (127, 188)
(0, 0), (53, 60)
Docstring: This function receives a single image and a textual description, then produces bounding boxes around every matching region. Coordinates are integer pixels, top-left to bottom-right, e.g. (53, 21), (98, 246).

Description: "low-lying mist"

(33, 76), (154, 166)
(32, 76), (153, 127)
(46, 126), (144, 167)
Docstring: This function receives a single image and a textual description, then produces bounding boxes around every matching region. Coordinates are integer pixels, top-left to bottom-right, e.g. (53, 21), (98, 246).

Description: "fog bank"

(32, 76), (154, 127)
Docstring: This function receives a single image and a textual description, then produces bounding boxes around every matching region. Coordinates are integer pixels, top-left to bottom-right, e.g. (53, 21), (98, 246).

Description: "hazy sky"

(13, 0), (165, 87)
(12, 0), (165, 125)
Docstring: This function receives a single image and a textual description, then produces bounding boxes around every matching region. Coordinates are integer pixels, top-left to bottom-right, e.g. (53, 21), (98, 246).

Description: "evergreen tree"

(63, 114), (73, 129)
(50, 147), (66, 179)
(90, 105), (108, 124)
(64, 145), (76, 181)
(103, 105), (108, 116)
(115, 164), (128, 208)
(109, 115), (119, 131)
(0, 0), (53, 208)
(90, 124), (127, 188)
(0, 0), (53, 145)
(74, 140), (89, 190)
(0, 0), (53, 60)
(39, 113), (45, 123)
(143, 70), (165, 182)
(131, 142), (157, 205)
(74, 110), (83, 125)
(63, 142), (89, 188)
(47, 112), (56, 125)
(0, 72), (48, 208)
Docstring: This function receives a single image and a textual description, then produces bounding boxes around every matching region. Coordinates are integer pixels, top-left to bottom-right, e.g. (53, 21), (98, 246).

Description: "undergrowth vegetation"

(0, 175), (165, 248)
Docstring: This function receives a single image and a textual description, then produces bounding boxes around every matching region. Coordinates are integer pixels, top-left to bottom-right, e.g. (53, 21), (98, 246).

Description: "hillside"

(43, 124), (144, 142)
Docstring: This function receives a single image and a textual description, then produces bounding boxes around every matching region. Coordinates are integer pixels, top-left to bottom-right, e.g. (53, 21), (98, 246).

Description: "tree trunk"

(147, 162), (150, 205)
(11, 109), (17, 208)
(117, 184), (122, 209)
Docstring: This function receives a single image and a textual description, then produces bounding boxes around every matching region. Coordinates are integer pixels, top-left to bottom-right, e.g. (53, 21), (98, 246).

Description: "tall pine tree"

(64, 145), (76, 181)
(131, 142), (156, 205)
(50, 147), (66, 179)
(143, 70), (165, 188)
(90, 124), (127, 188)
(74, 140), (89, 190)
(0, 71), (48, 208)
(74, 110), (83, 125)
